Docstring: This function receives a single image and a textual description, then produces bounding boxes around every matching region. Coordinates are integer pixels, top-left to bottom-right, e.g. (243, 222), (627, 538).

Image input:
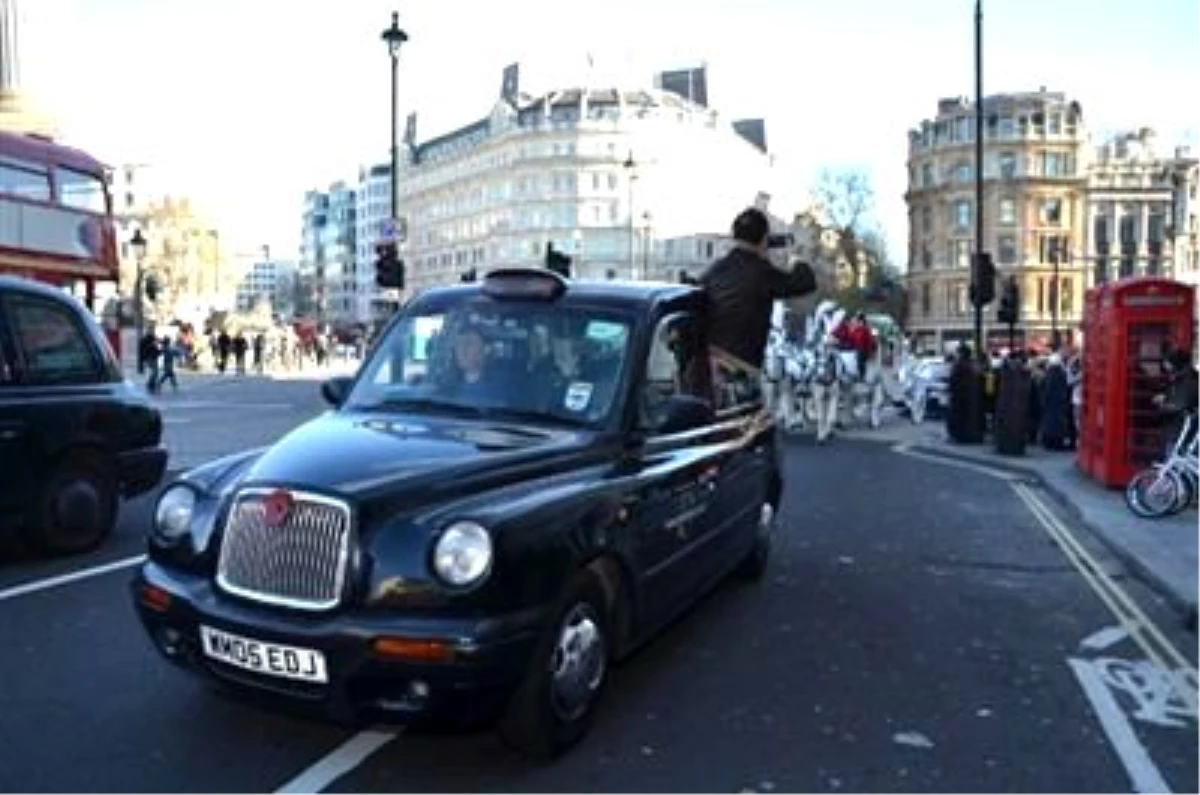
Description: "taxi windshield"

(346, 298), (635, 427)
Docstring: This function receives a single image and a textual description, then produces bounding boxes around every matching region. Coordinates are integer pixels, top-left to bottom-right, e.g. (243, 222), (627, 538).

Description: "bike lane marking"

(894, 444), (1197, 793)
(1068, 658), (1171, 794)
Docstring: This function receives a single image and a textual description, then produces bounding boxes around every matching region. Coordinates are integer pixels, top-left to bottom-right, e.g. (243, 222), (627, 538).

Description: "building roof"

(411, 86), (711, 164)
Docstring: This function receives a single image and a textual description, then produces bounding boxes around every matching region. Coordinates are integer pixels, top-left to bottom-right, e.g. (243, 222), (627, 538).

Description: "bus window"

(56, 167), (108, 213)
(0, 162), (51, 201)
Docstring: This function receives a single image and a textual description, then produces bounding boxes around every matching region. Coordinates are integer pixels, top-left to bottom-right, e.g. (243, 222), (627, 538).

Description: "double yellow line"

(1012, 481), (1198, 716)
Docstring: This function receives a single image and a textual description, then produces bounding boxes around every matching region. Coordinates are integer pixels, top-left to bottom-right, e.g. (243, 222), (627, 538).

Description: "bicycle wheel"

(1126, 467), (1182, 519)
(1171, 470), (1197, 514)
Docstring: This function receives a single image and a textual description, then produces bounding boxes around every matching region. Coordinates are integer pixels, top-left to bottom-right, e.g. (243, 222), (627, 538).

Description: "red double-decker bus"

(0, 129), (120, 346)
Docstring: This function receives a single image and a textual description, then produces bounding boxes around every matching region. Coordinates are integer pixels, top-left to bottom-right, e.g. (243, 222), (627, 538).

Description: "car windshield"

(345, 298), (635, 427)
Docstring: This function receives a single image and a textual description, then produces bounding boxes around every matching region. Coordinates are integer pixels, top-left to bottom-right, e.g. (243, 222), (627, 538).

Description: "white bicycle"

(1125, 412), (1199, 519)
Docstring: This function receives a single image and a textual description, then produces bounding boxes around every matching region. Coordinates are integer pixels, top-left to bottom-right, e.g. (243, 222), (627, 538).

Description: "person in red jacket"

(832, 312), (875, 378)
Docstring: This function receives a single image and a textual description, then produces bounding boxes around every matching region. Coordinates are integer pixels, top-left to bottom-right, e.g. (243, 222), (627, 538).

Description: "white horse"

(805, 302), (888, 431)
(808, 339), (843, 443)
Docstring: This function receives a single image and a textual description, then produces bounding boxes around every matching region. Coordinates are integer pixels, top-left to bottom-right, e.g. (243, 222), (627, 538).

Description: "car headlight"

(432, 521), (493, 587)
(154, 485), (196, 541)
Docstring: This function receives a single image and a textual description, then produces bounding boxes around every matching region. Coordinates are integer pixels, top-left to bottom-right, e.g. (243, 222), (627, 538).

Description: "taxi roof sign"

(481, 267), (568, 301)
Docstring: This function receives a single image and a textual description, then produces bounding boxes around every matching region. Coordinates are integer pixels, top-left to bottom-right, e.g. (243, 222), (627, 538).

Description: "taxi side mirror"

(659, 394), (714, 434)
(321, 376), (353, 407)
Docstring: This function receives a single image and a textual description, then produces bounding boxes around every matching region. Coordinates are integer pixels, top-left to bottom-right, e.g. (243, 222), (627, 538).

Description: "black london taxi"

(0, 276), (167, 554)
(132, 267), (784, 759)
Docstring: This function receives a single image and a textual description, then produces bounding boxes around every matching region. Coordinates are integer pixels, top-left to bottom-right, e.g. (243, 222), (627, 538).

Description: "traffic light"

(545, 242), (572, 278)
(374, 241), (405, 289)
(969, 251), (996, 308)
(997, 276), (1020, 325)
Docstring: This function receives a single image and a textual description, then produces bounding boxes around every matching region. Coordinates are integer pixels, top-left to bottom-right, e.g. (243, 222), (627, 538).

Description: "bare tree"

(835, 229), (909, 325)
(809, 168), (877, 290)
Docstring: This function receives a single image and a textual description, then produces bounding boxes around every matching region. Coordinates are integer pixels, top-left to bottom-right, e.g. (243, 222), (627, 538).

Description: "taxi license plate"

(199, 626), (329, 684)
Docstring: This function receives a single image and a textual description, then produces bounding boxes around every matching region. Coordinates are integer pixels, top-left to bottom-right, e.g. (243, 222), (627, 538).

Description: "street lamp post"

(381, 11), (408, 223)
(642, 211), (652, 276)
(130, 229), (148, 373)
(1050, 248), (1060, 350)
(972, 0), (985, 358)
(623, 152), (637, 277)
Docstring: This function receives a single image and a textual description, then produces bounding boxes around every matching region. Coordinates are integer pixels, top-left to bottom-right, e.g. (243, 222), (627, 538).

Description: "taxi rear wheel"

(735, 502), (776, 581)
(26, 449), (118, 556)
(498, 571), (610, 760)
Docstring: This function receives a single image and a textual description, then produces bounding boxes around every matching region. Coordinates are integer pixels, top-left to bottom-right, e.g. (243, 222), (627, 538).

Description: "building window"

(1040, 198), (1063, 225)
(955, 163), (972, 184)
(1038, 234), (1069, 264)
(922, 163), (934, 188)
(953, 239), (971, 269)
(921, 283), (931, 316)
(1094, 216), (1110, 252)
(998, 236), (1017, 265)
(1042, 152), (1066, 177)
(922, 244), (932, 270)
(921, 206), (932, 234)
(955, 200), (971, 229)
(999, 198), (1016, 224)
(999, 153), (1017, 179)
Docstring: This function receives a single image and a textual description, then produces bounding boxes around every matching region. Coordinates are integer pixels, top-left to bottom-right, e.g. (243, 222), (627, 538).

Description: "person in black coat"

(1039, 353), (1070, 450)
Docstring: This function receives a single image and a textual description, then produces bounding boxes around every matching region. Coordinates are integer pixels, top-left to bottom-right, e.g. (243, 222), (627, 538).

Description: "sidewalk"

(846, 419), (1198, 622)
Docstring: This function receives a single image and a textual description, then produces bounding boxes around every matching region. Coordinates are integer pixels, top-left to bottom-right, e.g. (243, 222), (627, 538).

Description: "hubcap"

(53, 479), (102, 537)
(758, 503), (775, 541)
(548, 603), (606, 722)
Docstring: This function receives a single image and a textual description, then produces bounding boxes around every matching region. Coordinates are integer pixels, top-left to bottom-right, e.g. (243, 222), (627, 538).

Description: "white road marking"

(1083, 625), (1132, 652)
(891, 440), (1199, 784)
(162, 418), (194, 425)
(275, 730), (398, 794)
(0, 554), (146, 603)
(1069, 658), (1172, 794)
(1014, 483), (1197, 714)
(157, 401), (297, 411)
(890, 442), (1021, 481)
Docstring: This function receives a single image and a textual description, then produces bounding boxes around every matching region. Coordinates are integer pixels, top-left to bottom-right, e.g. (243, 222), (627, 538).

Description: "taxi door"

(626, 311), (728, 627)
(0, 292), (30, 524)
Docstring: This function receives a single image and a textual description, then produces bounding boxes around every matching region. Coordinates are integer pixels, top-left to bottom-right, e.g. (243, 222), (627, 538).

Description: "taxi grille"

(215, 489), (353, 611)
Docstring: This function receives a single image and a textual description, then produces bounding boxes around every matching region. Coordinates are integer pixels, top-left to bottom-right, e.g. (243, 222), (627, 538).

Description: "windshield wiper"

(474, 406), (586, 428)
(360, 397), (487, 417)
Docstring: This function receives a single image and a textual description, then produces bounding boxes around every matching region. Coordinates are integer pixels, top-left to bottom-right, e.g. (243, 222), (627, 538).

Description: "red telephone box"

(1078, 278), (1196, 487)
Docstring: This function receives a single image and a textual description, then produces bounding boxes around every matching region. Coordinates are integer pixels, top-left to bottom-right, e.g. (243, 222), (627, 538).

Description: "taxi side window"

(640, 312), (706, 430)
(3, 294), (102, 386)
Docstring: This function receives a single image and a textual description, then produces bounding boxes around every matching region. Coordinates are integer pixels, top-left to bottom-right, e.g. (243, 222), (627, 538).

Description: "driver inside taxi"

(444, 325), (491, 400)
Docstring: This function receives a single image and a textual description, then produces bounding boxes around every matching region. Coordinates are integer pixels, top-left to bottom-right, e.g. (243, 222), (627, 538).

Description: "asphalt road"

(0, 426), (1196, 792)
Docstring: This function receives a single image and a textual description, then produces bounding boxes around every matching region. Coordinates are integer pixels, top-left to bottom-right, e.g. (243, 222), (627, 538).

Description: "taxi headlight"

(432, 521), (493, 586)
(154, 485), (196, 541)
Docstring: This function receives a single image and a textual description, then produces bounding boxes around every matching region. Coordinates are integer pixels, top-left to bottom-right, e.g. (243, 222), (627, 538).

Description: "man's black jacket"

(699, 247), (817, 369)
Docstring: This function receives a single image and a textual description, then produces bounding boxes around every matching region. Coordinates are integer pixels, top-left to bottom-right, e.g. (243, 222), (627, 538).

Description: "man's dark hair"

(731, 207), (770, 246)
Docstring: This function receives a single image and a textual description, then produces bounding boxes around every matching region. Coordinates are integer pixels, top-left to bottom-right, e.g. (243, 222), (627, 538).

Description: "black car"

(0, 276), (167, 554)
(133, 268), (784, 758)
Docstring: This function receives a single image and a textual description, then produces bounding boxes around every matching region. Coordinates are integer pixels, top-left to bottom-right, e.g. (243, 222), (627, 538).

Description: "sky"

(16, 0), (1200, 266)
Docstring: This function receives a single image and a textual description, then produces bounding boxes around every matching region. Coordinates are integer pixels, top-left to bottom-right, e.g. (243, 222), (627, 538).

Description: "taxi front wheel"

(26, 449), (118, 556)
(498, 570), (611, 760)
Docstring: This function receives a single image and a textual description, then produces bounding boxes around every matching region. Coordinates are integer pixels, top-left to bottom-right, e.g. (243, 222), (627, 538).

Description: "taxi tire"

(735, 502), (775, 582)
(26, 449), (118, 556)
(498, 571), (610, 761)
